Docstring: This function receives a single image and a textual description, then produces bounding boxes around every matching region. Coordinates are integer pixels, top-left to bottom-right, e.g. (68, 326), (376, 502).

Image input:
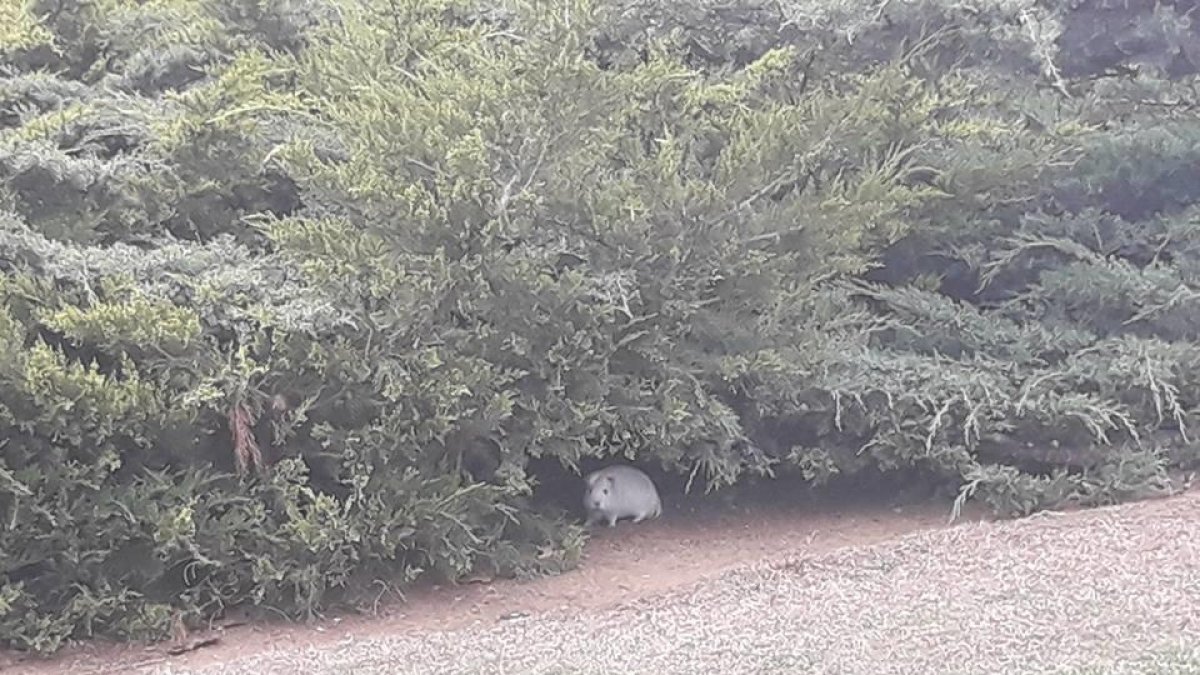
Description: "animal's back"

(598, 464), (661, 513)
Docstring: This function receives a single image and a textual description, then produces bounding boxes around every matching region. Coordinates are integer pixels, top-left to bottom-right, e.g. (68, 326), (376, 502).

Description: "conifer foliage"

(1, 0), (1198, 653)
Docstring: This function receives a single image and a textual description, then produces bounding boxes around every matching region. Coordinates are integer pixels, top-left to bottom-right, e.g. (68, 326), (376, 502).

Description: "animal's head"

(585, 471), (615, 510)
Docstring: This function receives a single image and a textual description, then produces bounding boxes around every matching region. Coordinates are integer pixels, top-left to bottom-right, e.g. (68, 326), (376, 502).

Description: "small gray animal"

(582, 464), (662, 527)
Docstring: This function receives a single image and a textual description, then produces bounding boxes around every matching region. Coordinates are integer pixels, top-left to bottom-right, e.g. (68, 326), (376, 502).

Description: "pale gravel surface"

(149, 492), (1200, 675)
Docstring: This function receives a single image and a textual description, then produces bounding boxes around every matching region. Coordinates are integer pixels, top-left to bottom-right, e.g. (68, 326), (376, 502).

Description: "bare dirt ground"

(5, 487), (1199, 674)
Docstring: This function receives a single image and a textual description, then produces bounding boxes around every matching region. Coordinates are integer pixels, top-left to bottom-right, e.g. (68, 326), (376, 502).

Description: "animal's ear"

(604, 474), (615, 484)
(584, 471), (598, 487)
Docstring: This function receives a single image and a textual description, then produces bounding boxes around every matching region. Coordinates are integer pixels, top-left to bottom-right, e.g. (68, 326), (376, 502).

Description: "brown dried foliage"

(228, 402), (265, 476)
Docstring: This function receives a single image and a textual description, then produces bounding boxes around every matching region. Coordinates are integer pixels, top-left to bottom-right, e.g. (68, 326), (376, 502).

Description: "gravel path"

(148, 491), (1200, 675)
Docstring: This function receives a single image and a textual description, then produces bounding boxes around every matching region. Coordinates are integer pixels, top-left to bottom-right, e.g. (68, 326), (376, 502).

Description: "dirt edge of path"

(3, 489), (1006, 675)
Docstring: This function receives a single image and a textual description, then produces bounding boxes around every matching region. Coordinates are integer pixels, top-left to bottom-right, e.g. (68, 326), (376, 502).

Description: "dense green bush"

(1, 0), (1198, 654)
